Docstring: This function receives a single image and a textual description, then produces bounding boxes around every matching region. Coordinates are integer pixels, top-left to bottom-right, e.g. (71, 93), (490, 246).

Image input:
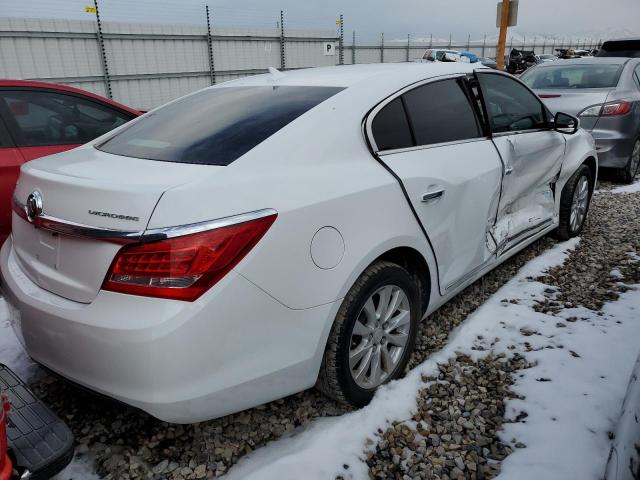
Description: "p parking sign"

(323, 42), (337, 56)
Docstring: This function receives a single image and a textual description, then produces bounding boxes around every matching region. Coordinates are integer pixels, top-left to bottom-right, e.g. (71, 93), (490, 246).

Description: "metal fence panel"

(0, 16), (600, 110)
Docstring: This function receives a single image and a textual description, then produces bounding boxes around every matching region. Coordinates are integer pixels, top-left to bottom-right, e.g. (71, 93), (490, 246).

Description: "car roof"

(219, 62), (481, 89)
(532, 57), (632, 67)
(0, 79), (141, 115)
(602, 38), (640, 42)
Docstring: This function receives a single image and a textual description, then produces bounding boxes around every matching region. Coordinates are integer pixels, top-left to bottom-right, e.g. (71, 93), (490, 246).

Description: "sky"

(2, 0), (639, 42)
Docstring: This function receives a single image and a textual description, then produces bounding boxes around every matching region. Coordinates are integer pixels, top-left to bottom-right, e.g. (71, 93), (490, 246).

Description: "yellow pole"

(496, 0), (510, 71)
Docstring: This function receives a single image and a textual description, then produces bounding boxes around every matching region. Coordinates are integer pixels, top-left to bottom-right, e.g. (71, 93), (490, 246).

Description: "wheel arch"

(583, 155), (598, 188)
(373, 246), (431, 316)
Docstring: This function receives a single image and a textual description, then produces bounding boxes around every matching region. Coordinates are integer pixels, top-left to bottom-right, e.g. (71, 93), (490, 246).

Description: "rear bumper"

(591, 123), (637, 169)
(1, 238), (337, 423)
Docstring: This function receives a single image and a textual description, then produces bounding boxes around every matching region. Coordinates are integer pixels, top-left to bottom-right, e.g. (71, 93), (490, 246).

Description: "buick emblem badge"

(26, 191), (43, 222)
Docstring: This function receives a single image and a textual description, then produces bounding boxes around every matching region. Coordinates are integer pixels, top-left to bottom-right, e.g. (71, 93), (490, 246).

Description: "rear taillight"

(579, 100), (632, 117)
(601, 101), (631, 116)
(103, 213), (277, 301)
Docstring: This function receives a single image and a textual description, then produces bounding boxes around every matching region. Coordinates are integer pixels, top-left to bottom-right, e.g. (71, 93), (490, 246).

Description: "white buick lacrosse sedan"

(1, 63), (596, 423)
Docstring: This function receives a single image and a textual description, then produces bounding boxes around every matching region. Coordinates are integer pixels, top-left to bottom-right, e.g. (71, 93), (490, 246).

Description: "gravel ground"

(363, 185), (640, 479)
(21, 181), (638, 480)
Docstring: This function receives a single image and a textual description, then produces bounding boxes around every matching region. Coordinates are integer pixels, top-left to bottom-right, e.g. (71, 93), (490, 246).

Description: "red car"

(0, 395), (9, 480)
(0, 80), (141, 244)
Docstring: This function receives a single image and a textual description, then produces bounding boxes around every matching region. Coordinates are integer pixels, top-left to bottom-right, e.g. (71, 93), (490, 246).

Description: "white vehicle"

(1, 63), (597, 423)
(421, 49), (463, 62)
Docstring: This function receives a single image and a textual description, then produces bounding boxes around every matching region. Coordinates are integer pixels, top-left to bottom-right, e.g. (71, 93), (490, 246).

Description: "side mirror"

(553, 111), (579, 135)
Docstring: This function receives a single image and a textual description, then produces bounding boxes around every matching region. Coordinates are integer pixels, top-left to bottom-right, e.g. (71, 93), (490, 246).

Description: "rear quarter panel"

(147, 88), (439, 311)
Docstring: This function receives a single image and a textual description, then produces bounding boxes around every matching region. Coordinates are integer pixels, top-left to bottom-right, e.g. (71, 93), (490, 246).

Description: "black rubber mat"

(0, 364), (74, 480)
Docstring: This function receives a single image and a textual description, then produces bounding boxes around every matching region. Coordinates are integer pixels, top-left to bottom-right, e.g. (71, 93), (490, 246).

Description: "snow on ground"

(225, 237), (640, 480)
(609, 177), (640, 194)
(0, 297), (39, 382)
(0, 296), (101, 480)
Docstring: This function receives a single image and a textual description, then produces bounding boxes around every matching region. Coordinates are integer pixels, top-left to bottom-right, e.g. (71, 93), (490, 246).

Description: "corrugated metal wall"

(0, 17), (593, 110)
(0, 17), (339, 110)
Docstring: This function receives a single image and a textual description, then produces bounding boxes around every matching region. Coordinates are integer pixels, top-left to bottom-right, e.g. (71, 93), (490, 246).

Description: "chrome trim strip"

(12, 195), (277, 244)
(444, 256), (494, 292)
(498, 218), (554, 256)
(377, 136), (489, 156)
(12, 196), (143, 244)
(140, 208), (278, 242)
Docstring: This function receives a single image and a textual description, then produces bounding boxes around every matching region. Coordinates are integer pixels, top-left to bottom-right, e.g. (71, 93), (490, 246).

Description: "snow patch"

(226, 239), (588, 479)
(609, 178), (640, 194)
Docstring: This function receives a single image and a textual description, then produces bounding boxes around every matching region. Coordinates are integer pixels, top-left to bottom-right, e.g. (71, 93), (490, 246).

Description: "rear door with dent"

(368, 76), (503, 293)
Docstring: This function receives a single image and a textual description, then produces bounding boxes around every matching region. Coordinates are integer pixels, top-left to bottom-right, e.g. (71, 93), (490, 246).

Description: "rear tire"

(618, 139), (640, 184)
(316, 261), (421, 407)
(554, 164), (592, 240)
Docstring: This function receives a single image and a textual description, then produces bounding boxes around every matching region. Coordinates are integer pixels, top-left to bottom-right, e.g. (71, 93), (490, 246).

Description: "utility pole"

(496, 0), (510, 71)
(338, 14), (344, 65)
(92, 0), (112, 98)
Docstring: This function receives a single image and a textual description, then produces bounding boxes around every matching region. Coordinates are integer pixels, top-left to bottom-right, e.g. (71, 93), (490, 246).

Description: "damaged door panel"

(476, 71), (566, 254)
(369, 77), (503, 293)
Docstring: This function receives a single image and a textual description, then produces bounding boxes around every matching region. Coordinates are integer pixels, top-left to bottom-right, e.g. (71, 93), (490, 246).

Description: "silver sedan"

(522, 57), (640, 183)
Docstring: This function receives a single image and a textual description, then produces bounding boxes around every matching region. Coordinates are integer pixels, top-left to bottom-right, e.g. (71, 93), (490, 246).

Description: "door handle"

(505, 166), (514, 175)
(421, 189), (445, 203)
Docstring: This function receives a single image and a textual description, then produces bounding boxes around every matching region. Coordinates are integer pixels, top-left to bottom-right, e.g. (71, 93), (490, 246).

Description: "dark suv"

(596, 39), (640, 58)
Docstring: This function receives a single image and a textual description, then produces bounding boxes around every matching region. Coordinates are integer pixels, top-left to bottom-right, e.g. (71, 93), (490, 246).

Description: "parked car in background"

(421, 49), (463, 62)
(0, 80), (141, 245)
(574, 49), (593, 57)
(459, 51), (479, 63)
(1, 63), (596, 423)
(538, 54), (558, 63)
(0, 364), (74, 480)
(596, 38), (640, 58)
(0, 394), (9, 480)
(604, 352), (640, 480)
(478, 57), (498, 69)
(507, 48), (539, 74)
(522, 57), (640, 182)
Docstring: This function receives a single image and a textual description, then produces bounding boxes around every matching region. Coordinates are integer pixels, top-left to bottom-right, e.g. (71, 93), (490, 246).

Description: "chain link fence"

(0, 4), (603, 110)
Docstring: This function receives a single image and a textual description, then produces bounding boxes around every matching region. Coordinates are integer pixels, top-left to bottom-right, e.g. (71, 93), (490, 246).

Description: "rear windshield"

(97, 86), (343, 165)
(521, 64), (623, 89)
(596, 40), (640, 58)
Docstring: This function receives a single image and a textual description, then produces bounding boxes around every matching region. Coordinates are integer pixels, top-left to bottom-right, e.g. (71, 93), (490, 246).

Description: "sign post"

(496, 0), (518, 71)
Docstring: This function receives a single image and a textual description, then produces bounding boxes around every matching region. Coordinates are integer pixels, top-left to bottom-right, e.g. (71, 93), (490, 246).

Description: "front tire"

(554, 164), (592, 240)
(316, 261), (421, 407)
(618, 139), (640, 184)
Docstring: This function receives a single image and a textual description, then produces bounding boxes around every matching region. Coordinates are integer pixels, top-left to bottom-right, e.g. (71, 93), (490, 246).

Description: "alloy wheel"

(569, 175), (589, 233)
(348, 285), (411, 389)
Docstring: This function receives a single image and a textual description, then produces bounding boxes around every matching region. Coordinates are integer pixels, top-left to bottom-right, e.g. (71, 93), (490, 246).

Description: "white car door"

(476, 71), (566, 254)
(367, 76), (503, 293)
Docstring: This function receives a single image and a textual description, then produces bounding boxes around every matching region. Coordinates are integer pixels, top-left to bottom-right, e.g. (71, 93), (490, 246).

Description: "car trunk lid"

(536, 88), (613, 131)
(12, 147), (214, 303)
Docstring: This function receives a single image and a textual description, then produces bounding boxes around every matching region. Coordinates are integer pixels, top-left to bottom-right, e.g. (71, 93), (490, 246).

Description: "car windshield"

(97, 85), (343, 165)
(522, 64), (623, 89)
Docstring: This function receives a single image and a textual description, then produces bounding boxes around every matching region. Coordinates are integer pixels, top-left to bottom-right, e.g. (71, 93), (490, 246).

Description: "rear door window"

(371, 97), (414, 151)
(98, 86), (343, 166)
(0, 90), (134, 147)
(402, 79), (482, 146)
